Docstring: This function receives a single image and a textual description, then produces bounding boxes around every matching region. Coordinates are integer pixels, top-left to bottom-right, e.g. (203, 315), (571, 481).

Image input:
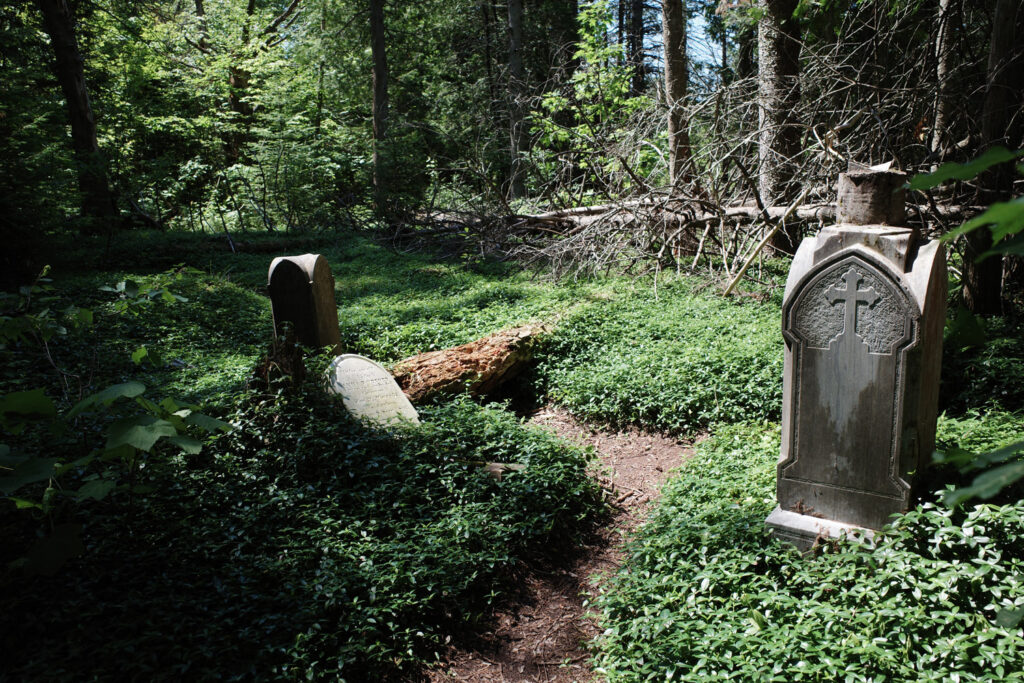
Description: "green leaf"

(67, 381), (146, 418)
(944, 305), (986, 350)
(184, 412), (232, 433)
(906, 147), (1024, 191)
(10, 497), (42, 510)
(25, 523), (84, 577)
(942, 197), (1024, 246)
(106, 416), (177, 452)
(131, 347), (149, 365)
(996, 606), (1024, 628)
(0, 389), (57, 432)
(75, 307), (94, 327)
(0, 457), (57, 495)
(77, 478), (116, 501)
(944, 456), (1024, 507)
(983, 233), (1024, 259)
(167, 435), (203, 455)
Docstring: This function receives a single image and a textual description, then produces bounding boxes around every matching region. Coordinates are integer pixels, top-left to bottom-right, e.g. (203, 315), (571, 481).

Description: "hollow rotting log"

(392, 323), (550, 404)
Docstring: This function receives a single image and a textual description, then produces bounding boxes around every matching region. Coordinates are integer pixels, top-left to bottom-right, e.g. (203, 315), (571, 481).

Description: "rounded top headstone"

(326, 354), (419, 426)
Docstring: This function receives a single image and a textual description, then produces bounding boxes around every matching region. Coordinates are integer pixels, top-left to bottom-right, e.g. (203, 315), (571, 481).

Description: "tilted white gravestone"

(766, 172), (946, 549)
(327, 354), (419, 426)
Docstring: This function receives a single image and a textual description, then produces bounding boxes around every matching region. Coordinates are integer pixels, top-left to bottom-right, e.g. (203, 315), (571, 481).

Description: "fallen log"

(393, 323), (550, 403)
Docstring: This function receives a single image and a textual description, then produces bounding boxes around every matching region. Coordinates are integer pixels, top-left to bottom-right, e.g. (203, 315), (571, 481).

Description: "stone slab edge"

(765, 506), (875, 552)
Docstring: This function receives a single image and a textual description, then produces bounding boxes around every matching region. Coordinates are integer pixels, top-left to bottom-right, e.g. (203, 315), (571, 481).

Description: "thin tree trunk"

(629, 0), (644, 95)
(370, 0), (389, 206)
(662, 0), (689, 189)
(757, 0), (801, 252)
(930, 0), (954, 156)
(35, 0), (117, 234)
(507, 0), (526, 200)
(226, 0), (257, 164)
(965, 0), (1020, 314)
(737, 22), (754, 80)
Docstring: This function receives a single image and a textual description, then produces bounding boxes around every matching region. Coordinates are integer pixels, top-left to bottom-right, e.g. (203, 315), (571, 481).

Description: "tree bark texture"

(930, 0), (954, 156)
(628, 0), (644, 95)
(757, 0), (801, 252)
(662, 0), (689, 188)
(370, 0), (389, 204)
(507, 0), (526, 200)
(964, 0), (1020, 314)
(35, 0), (117, 233)
(393, 324), (548, 403)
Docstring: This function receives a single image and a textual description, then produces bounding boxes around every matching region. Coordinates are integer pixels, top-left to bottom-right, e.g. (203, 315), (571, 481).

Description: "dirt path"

(426, 406), (696, 683)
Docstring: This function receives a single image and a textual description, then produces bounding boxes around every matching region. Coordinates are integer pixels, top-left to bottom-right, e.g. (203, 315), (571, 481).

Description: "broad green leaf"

(942, 197), (1024, 245)
(983, 233), (1024, 259)
(906, 147), (1024, 191)
(123, 280), (139, 298)
(997, 606), (1024, 628)
(972, 440), (1024, 469)
(167, 435), (203, 455)
(25, 523), (84, 577)
(0, 388), (57, 420)
(75, 307), (93, 327)
(11, 497), (42, 509)
(77, 478), (116, 501)
(944, 457), (1024, 506)
(0, 457), (57, 495)
(106, 416), (177, 452)
(131, 347), (148, 365)
(67, 381), (146, 418)
(944, 305), (986, 350)
(185, 412), (232, 433)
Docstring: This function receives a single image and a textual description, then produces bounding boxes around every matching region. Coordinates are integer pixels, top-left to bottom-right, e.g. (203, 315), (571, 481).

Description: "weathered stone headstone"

(267, 254), (341, 352)
(766, 171), (947, 549)
(327, 354), (419, 426)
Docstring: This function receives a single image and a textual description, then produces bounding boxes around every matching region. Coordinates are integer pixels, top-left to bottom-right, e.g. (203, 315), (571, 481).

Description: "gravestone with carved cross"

(766, 170), (947, 549)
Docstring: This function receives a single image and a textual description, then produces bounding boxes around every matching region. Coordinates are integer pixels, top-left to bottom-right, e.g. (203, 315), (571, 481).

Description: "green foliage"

(1, 390), (603, 680)
(535, 276), (784, 434)
(594, 422), (1024, 682)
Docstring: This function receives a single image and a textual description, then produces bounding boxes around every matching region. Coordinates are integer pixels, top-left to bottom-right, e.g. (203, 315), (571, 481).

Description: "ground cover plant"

(594, 419), (1024, 682)
(535, 275), (785, 434)
(1, 375), (603, 680)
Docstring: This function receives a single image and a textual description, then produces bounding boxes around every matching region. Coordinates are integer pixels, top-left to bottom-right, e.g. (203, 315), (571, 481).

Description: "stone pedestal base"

(765, 506), (874, 552)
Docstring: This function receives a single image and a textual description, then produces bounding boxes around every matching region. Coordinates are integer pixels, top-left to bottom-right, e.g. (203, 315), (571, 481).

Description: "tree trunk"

(628, 0), (644, 95)
(370, 0), (389, 207)
(930, 0), (954, 156)
(757, 0), (801, 252)
(35, 0), (117, 234)
(226, 0), (256, 164)
(507, 0), (526, 200)
(662, 0), (689, 189)
(965, 0), (1020, 314)
(736, 22), (754, 80)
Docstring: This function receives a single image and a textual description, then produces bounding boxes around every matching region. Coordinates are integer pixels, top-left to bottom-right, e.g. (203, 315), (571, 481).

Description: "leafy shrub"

(1, 390), (603, 681)
(535, 278), (784, 434)
(594, 422), (1024, 682)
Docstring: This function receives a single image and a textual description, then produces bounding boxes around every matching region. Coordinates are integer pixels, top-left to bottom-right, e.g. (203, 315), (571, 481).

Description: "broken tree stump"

(392, 324), (550, 403)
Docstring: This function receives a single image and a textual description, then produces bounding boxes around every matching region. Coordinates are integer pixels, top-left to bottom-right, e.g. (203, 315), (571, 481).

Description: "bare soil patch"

(424, 406), (696, 683)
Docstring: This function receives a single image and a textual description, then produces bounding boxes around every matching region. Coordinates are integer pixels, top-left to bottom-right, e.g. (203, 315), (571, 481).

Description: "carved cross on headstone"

(825, 267), (880, 346)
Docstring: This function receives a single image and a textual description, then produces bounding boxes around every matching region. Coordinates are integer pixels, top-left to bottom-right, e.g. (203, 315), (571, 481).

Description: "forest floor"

(426, 405), (698, 683)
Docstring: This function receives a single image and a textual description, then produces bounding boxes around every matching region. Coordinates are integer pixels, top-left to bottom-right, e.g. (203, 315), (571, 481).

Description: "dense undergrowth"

(2, 388), (602, 680)
(3, 230), (1024, 681)
(595, 420), (1024, 682)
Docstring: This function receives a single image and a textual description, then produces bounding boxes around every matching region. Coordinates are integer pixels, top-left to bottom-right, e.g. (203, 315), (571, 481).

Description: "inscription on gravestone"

(267, 254), (341, 352)
(327, 354), (419, 426)
(767, 173), (946, 549)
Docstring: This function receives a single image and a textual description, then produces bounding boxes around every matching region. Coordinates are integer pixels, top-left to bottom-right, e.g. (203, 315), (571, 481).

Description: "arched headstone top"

(267, 254), (341, 352)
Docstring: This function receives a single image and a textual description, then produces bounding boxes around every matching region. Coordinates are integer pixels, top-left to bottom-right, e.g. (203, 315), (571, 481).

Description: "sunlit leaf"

(906, 147), (1024, 191)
